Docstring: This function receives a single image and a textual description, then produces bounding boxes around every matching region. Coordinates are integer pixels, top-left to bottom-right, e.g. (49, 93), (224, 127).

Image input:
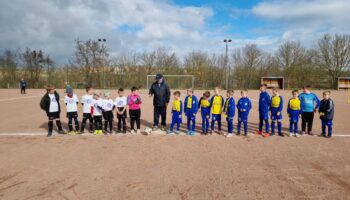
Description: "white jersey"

(81, 94), (94, 113)
(64, 94), (79, 112)
(114, 96), (127, 108)
(93, 99), (104, 116)
(49, 94), (59, 112)
(103, 99), (114, 111)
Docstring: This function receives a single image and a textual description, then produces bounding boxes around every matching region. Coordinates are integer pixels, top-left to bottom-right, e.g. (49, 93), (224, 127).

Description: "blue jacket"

(223, 97), (235, 118)
(184, 95), (198, 114)
(237, 97), (252, 114)
(298, 93), (320, 112)
(259, 91), (270, 113)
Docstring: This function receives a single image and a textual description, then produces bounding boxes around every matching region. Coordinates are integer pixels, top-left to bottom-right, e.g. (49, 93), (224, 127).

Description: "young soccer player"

(198, 91), (211, 134)
(102, 91), (115, 134)
(128, 87), (142, 134)
(258, 84), (271, 137)
(287, 90), (301, 137)
(270, 88), (284, 137)
(210, 87), (224, 134)
(40, 84), (65, 137)
(237, 90), (252, 136)
(114, 88), (127, 134)
(168, 91), (182, 134)
(298, 85), (320, 135)
(80, 86), (94, 134)
(64, 87), (79, 134)
(223, 90), (235, 138)
(184, 88), (198, 135)
(92, 91), (104, 135)
(319, 91), (334, 138)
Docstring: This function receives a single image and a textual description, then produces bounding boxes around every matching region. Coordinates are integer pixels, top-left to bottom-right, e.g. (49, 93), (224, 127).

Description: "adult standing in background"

(20, 78), (27, 94)
(298, 85), (320, 135)
(149, 74), (171, 131)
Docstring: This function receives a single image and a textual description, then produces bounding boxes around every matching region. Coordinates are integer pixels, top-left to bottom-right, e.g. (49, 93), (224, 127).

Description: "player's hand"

(314, 108), (317, 113)
(277, 112), (281, 116)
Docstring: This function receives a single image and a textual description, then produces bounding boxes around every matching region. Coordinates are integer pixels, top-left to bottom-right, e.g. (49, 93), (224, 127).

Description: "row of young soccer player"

(40, 84), (334, 138)
(40, 85), (141, 137)
(168, 84), (334, 138)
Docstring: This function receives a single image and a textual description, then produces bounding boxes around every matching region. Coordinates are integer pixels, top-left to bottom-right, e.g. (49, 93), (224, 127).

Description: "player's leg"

(258, 113), (263, 133)
(74, 114), (79, 132)
(81, 113), (87, 132)
(327, 120), (333, 138)
(153, 106), (160, 128)
(130, 110), (135, 131)
(308, 112), (314, 134)
(68, 114), (73, 132)
(160, 105), (167, 129)
(48, 116), (54, 136)
(117, 115), (122, 132)
(191, 115), (196, 133)
(301, 112), (307, 134)
(321, 119), (326, 136)
(136, 109), (141, 131)
(217, 115), (222, 132)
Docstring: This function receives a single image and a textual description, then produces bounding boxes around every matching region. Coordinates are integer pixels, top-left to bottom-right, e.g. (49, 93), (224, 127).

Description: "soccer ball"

(144, 127), (152, 135)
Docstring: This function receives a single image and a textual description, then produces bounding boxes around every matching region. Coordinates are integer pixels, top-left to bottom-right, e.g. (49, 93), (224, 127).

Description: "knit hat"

(66, 87), (73, 94)
(94, 90), (101, 97)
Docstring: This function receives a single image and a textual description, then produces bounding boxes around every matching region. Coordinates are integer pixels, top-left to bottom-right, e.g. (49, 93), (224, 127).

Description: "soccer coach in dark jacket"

(149, 74), (170, 131)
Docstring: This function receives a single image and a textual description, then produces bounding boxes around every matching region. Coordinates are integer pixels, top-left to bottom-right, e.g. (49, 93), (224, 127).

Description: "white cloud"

(252, 0), (350, 44)
(0, 0), (214, 64)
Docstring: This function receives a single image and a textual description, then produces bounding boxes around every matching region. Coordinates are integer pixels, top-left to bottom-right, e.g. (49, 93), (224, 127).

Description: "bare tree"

(315, 34), (350, 88)
(0, 50), (19, 88)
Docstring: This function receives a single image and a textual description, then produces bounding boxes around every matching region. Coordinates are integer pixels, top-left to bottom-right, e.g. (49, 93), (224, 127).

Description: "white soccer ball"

(144, 127), (152, 135)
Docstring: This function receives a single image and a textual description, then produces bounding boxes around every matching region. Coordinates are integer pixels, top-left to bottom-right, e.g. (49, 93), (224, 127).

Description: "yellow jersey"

(271, 95), (281, 108)
(289, 98), (301, 110)
(187, 96), (192, 109)
(200, 98), (210, 108)
(172, 100), (181, 112)
(211, 95), (223, 114)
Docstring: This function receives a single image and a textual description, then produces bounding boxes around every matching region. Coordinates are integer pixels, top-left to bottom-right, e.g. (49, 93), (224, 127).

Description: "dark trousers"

(94, 116), (103, 130)
(67, 112), (79, 131)
(103, 111), (114, 132)
(154, 106), (166, 127)
(21, 87), (26, 94)
(117, 115), (126, 131)
(130, 109), (141, 130)
(81, 113), (93, 131)
(302, 112), (314, 132)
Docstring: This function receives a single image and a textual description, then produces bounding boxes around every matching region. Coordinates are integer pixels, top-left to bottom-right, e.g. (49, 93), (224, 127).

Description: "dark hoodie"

(319, 98), (334, 120)
(40, 91), (61, 116)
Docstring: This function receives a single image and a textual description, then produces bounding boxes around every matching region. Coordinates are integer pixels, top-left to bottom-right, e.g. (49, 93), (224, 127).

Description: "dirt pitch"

(0, 89), (350, 200)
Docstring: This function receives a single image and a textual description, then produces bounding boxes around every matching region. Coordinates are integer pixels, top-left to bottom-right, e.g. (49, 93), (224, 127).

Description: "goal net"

(146, 75), (194, 89)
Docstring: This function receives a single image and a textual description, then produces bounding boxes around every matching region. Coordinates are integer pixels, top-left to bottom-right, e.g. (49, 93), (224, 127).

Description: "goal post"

(146, 75), (195, 89)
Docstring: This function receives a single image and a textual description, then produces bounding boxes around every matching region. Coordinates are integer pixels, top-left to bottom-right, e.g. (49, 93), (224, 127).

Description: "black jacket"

(40, 91), (61, 115)
(319, 99), (334, 120)
(149, 81), (170, 107)
(20, 80), (27, 88)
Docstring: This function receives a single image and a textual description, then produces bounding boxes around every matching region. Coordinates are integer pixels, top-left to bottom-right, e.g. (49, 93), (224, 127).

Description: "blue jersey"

(184, 95), (198, 114)
(237, 97), (252, 115)
(259, 91), (270, 113)
(298, 93), (320, 112)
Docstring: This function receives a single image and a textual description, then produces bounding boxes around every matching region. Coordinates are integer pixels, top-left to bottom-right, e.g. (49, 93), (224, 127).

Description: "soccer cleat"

(137, 129), (141, 134)
(256, 131), (262, 135)
(244, 133), (248, 136)
(263, 133), (270, 137)
(98, 130), (103, 135)
(307, 132), (314, 136)
(318, 133), (326, 137)
(187, 131), (191, 135)
(278, 133), (284, 137)
(301, 131), (305, 135)
(226, 133), (233, 138)
(58, 130), (65, 134)
(167, 129), (174, 134)
(80, 130), (84, 134)
(131, 130), (136, 134)
(152, 126), (158, 131)
(161, 126), (166, 131)
(295, 133), (299, 137)
(93, 130), (99, 135)
(174, 130), (180, 135)
(289, 133), (293, 137)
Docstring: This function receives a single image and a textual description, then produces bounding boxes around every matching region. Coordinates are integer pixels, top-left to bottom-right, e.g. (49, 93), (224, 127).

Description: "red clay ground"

(0, 89), (350, 199)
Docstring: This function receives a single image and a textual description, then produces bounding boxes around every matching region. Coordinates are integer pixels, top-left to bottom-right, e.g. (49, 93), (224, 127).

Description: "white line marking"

(0, 95), (39, 102)
(0, 133), (349, 137)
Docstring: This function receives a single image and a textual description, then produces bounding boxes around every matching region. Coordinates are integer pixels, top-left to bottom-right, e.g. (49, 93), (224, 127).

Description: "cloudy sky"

(1, 0), (349, 64)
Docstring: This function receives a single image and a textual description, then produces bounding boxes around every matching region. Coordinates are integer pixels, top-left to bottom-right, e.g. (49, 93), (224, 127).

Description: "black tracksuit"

(149, 81), (170, 127)
(319, 99), (335, 137)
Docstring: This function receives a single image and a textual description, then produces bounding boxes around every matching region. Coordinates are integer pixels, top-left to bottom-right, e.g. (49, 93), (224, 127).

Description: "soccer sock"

(328, 123), (332, 137)
(237, 121), (241, 133)
(271, 120), (275, 134)
(109, 120), (113, 131)
(277, 121), (282, 134)
(74, 117), (79, 131)
(48, 120), (53, 132)
(68, 117), (73, 131)
(259, 118), (263, 132)
(265, 119), (269, 133)
(56, 120), (63, 131)
(244, 121), (248, 134)
(104, 121), (108, 131)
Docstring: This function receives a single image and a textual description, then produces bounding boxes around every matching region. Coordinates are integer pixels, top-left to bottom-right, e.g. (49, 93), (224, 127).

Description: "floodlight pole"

(97, 38), (107, 89)
(224, 39), (232, 89)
